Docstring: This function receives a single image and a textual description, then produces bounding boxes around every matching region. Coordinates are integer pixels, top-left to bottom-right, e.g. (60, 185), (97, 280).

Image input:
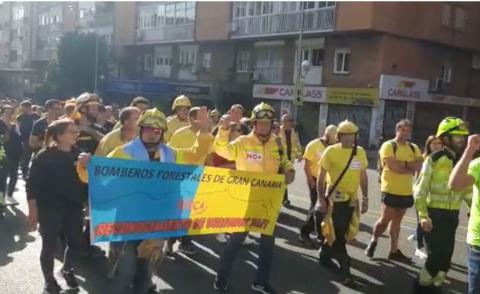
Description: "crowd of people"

(0, 93), (478, 294)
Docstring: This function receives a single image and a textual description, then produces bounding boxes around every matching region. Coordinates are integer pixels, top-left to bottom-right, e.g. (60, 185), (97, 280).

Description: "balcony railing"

(136, 23), (194, 44)
(231, 7), (335, 37)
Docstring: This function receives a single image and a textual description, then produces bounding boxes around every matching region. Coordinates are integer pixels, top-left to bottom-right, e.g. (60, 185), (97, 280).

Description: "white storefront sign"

(379, 74), (429, 100)
(253, 84), (326, 102)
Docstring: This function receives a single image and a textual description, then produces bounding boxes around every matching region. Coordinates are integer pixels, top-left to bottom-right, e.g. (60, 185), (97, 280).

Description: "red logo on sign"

(264, 87), (279, 95)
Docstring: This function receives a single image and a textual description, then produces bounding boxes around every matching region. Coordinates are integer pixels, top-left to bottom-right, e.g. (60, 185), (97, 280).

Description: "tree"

(39, 31), (109, 99)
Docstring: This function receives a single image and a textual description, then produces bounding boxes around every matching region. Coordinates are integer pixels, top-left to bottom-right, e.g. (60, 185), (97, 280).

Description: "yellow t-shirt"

(320, 143), (368, 201)
(303, 138), (327, 178)
(95, 128), (128, 157)
(379, 140), (422, 196)
(165, 116), (190, 143)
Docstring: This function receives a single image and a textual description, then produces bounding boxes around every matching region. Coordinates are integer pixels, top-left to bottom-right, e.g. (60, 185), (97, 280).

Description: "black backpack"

(377, 140), (415, 182)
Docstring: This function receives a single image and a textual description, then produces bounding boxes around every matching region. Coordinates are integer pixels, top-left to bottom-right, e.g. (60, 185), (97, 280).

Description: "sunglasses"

(255, 110), (274, 120)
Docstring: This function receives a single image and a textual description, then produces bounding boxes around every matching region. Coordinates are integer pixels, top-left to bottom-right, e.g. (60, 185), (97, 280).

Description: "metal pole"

(93, 7), (98, 93)
(294, 4), (305, 125)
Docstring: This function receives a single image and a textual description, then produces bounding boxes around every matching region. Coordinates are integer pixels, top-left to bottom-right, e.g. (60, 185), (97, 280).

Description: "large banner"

(88, 157), (286, 243)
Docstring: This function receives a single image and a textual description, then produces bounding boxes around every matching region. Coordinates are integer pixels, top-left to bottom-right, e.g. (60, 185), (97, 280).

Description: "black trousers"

(38, 203), (83, 284)
(300, 177), (323, 239)
(0, 157), (20, 197)
(424, 208), (459, 277)
(320, 201), (354, 277)
(20, 143), (32, 178)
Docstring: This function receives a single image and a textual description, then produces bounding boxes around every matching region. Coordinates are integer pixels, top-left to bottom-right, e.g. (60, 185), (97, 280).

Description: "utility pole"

(293, 4), (305, 125)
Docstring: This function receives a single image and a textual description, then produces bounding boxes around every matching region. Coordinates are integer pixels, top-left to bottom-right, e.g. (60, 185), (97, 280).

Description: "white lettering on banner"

(350, 160), (362, 170)
(246, 152), (263, 161)
(253, 84), (326, 102)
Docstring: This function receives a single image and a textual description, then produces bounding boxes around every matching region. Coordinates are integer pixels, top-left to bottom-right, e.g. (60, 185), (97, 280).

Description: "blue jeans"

(217, 231), (275, 284)
(110, 241), (153, 294)
(469, 244), (480, 294)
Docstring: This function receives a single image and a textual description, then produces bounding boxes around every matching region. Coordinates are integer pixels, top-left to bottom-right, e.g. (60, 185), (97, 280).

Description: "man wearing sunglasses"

(212, 102), (295, 294)
(165, 95), (192, 142)
(413, 117), (472, 293)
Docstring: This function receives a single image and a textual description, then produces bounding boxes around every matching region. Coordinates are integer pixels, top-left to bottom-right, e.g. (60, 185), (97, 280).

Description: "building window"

(13, 6), (25, 21)
(236, 50), (250, 72)
(333, 49), (350, 74)
(254, 45), (283, 83)
(144, 54), (153, 71)
(454, 6), (466, 31)
(9, 50), (18, 62)
(202, 52), (212, 70)
(178, 46), (197, 66)
(440, 64), (452, 83)
(442, 4), (451, 27)
(137, 2), (196, 30)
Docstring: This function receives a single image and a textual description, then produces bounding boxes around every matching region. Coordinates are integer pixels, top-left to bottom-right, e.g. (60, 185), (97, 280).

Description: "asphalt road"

(0, 163), (470, 294)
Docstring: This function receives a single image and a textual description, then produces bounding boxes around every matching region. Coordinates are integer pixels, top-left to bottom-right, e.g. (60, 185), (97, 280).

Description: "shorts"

(381, 192), (414, 209)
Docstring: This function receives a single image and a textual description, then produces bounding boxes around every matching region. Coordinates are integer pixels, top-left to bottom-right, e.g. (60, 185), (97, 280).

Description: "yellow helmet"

(337, 120), (359, 134)
(209, 109), (221, 117)
(137, 108), (167, 130)
(76, 92), (102, 107)
(171, 95), (192, 110)
(436, 117), (469, 137)
(251, 102), (275, 121)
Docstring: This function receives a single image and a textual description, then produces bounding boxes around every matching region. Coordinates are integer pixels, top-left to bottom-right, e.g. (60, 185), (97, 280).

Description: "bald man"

(299, 125), (338, 248)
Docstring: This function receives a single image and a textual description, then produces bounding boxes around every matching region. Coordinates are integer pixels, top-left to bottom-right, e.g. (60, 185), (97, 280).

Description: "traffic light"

(293, 80), (304, 106)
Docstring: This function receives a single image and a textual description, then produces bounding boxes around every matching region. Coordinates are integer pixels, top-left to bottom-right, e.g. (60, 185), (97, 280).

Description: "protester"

(30, 99), (63, 152)
(130, 96), (150, 113)
(407, 135), (443, 260)
(165, 95), (192, 142)
(299, 124), (337, 248)
(95, 107), (140, 157)
(0, 105), (23, 206)
(64, 99), (76, 118)
(213, 102), (295, 294)
(213, 104), (250, 137)
(26, 118), (85, 294)
(316, 120), (368, 286)
(167, 106), (214, 255)
(96, 105), (116, 133)
(278, 114), (302, 208)
(449, 133), (480, 294)
(16, 100), (40, 178)
(366, 119), (423, 262)
(78, 107), (212, 294)
(209, 109), (221, 130)
(72, 92), (106, 154)
(412, 117), (472, 293)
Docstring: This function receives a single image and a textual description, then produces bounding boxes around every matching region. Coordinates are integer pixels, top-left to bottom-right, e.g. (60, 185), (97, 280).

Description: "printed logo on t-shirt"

(246, 152), (263, 161)
(350, 159), (362, 170)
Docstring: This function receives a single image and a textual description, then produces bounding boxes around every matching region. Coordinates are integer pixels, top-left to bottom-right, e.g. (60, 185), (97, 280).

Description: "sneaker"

(61, 269), (79, 288)
(364, 240), (377, 258)
(251, 282), (277, 294)
(414, 248), (428, 260)
(432, 271), (446, 287)
(213, 276), (228, 292)
(407, 234), (417, 242)
(243, 235), (256, 245)
(43, 280), (62, 294)
(388, 249), (412, 263)
(216, 233), (229, 244)
(5, 196), (18, 205)
(178, 242), (197, 255)
(298, 232), (316, 248)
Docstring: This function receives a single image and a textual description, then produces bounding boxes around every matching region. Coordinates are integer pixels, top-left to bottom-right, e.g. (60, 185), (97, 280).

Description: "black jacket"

(27, 147), (87, 207)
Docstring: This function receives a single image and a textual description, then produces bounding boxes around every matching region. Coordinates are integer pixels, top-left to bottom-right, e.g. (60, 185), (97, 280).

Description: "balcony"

(135, 23), (194, 44)
(231, 7), (335, 38)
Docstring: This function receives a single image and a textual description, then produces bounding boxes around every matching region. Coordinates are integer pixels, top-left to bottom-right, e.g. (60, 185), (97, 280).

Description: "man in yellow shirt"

(317, 120), (368, 285)
(166, 106), (213, 256)
(279, 113), (302, 208)
(299, 125), (337, 247)
(165, 95), (192, 142)
(95, 107), (140, 157)
(365, 119), (423, 262)
(213, 102), (294, 294)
